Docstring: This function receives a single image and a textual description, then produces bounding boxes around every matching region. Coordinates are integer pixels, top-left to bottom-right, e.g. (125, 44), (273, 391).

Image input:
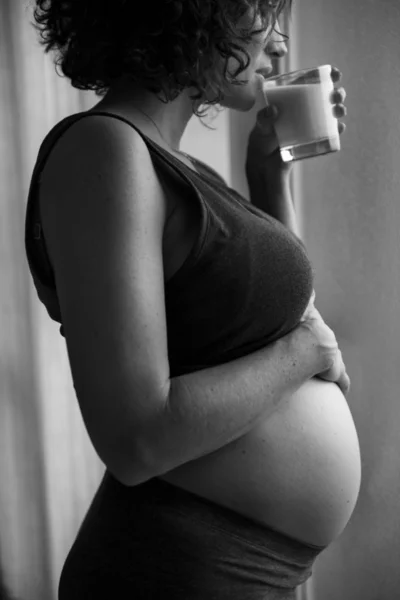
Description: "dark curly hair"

(31, 0), (292, 122)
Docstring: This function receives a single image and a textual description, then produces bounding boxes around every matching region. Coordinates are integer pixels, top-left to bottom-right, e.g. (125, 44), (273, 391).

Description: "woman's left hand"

(245, 67), (347, 182)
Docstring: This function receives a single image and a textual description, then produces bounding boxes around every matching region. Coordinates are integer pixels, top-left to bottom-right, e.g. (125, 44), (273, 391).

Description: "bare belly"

(159, 377), (362, 547)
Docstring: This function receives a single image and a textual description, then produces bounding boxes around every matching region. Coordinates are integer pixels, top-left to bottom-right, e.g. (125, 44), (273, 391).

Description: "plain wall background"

(292, 0), (400, 598)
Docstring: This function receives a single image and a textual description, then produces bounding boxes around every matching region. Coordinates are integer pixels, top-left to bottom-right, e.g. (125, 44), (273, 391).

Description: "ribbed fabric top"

(25, 111), (314, 377)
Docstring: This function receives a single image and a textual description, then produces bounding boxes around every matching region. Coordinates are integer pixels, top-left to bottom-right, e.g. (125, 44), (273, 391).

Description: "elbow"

(104, 457), (153, 488)
(79, 384), (174, 488)
(108, 464), (153, 488)
(101, 431), (167, 488)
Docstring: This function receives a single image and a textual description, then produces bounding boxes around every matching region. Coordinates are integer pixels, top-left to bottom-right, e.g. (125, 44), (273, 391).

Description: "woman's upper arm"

(39, 115), (171, 482)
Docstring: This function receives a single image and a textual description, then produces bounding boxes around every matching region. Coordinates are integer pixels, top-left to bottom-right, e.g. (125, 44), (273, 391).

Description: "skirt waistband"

(133, 475), (327, 562)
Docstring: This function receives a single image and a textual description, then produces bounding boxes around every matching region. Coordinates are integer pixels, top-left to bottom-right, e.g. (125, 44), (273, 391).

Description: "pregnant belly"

(159, 377), (362, 547)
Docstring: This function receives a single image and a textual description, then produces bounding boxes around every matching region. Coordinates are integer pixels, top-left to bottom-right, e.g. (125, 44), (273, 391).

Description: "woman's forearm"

(116, 333), (318, 486)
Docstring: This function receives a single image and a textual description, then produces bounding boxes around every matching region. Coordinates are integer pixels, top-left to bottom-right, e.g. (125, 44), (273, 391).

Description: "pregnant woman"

(26, 0), (361, 598)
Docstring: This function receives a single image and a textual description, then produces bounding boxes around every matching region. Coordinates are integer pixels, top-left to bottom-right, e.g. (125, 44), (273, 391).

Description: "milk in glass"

(263, 65), (341, 162)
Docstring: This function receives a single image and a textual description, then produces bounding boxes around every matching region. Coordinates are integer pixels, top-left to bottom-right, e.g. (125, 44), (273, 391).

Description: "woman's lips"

(256, 67), (274, 79)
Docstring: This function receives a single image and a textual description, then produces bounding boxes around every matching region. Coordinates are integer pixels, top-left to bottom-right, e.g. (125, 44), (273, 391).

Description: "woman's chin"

(219, 77), (263, 112)
(220, 91), (258, 112)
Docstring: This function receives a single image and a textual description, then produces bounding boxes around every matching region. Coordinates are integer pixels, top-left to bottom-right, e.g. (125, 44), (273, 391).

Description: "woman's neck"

(94, 77), (197, 152)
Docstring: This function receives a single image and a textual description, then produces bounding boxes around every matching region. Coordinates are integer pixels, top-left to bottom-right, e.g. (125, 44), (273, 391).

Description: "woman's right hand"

(291, 290), (351, 397)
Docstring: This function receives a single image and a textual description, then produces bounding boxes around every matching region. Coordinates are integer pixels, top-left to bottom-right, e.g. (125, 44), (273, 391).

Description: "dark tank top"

(25, 111), (315, 377)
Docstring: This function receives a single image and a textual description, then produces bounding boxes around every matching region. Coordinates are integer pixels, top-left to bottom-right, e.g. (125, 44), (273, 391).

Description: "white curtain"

(0, 2), (104, 599)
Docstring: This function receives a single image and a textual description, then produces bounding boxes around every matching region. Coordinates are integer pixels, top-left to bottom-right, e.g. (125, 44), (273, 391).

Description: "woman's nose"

(266, 39), (287, 58)
(265, 24), (288, 59)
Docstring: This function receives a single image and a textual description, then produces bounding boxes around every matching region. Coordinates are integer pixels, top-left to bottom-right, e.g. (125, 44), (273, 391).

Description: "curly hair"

(31, 0), (292, 122)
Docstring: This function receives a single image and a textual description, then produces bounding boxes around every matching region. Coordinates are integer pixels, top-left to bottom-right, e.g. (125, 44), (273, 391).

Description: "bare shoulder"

(38, 112), (172, 485)
(39, 112), (171, 293)
(40, 112), (169, 223)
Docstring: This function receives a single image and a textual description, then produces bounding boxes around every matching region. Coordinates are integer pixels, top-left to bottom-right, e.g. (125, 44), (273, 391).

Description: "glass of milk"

(261, 64), (341, 162)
